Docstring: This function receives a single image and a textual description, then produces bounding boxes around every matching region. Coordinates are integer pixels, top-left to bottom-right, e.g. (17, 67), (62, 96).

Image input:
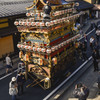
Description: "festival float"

(15, 0), (84, 89)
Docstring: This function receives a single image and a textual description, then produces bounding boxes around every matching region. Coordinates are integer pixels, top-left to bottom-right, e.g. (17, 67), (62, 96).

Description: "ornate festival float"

(15, 0), (83, 89)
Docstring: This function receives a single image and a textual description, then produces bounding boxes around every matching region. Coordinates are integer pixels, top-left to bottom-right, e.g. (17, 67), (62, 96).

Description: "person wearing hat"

(9, 77), (18, 100)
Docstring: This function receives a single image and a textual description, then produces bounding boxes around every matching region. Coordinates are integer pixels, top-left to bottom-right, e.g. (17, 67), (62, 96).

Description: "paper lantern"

(25, 45), (28, 49)
(63, 41), (66, 45)
(31, 22), (36, 26)
(41, 12), (44, 17)
(33, 47), (37, 51)
(56, 11), (60, 16)
(50, 21), (54, 26)
(53, 20), (57, 24)
(58, 44), (61, 48)
(67, 40), (69, 44)
(37, 48), (41, 52)
(27, 22), (31, 26)
(28, 46), (31, 50)
(17, 44), (21, 48)
(36, 22), (40, 26)
(51, 47), (55, 52)
(26, 13), (31, 17)
(36, 13), (40, 17)
(19, 21), (23, 25)
(55, 46), (58, 50)
(40, 22), (45, 26)
(46, 22), (51, 27)
(61, 43), (64, 47)
(31, 13), (34, 16)
(21, 45), (24, 49)
(46, 49), (51, 54)
(14, 21), (19, 26)
(41, 48), (46, 53)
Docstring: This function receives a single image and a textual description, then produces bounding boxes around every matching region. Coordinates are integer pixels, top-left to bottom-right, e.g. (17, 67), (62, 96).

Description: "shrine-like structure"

(14, 0), (83, 89)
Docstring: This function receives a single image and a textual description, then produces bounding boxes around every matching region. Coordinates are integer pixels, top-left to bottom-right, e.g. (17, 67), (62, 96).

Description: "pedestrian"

(95, 29), (100, 42)
(89, 36), (95, 50)
(94, 42), (100, 59)
(9, 77), (18, 100)
(83, 34), (88, 47)
(73, 83), (89, 100)
(5, 54), (13, 74)
(80, 29), (83, 37)
(92, 49), (99, 71)
(81, 43), (88, 61)
(16, 70), (25, 95)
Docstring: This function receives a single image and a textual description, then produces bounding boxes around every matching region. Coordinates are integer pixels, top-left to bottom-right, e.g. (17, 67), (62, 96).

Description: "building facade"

(0, 0), (33, 59)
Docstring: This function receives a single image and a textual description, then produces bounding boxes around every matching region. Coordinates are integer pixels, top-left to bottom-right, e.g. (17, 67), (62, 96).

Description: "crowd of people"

(73, 22), (100, 100)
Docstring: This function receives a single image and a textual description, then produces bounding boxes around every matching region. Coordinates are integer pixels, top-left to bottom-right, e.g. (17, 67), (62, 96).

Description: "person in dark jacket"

(16, 70), (25, 95)
(92, 49), (99, 71)
(73, 83), (89, 100)
(81, 43), (88, 61)
(94, 42), (100, 59)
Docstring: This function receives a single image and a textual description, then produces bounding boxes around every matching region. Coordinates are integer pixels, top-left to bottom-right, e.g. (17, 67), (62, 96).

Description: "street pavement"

(57, 62), (100, 100)
(0, 18), (100, 100)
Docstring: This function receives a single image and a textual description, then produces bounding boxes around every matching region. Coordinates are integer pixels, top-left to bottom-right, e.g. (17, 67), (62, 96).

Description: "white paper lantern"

(26, 13), (31, 17)
(55, 46), (58, 50)
(36, 22), (40, 26)
(61, 43), (64, 47)
(37, 48), (41, 52)
(53, 20), (57, 24)
(46, 22), (51, 27)
(50, 21), (54, 26)
(31, 13), (34, 16)
(46, 49), (51, 54)
(25, 45), (29, 49)
(31, 22), (36, 26)
(28, 46), (31, 50)
(17, 44), (21, 48)
(14, 21), (19, 26)
(27, 22), (31, 26)
(41, 12), (44, 17)
(33, 47), (37, 51)
(58, 44), (61, 48)
(41, 48), (46, 53)
(19, 21), (23, 25)
(40, 22), (45, 26)
(63, 41), (66, 45)
(67, 40), (69, 44)
(51, 47), (55, 52)
(21, 45), (24, 49)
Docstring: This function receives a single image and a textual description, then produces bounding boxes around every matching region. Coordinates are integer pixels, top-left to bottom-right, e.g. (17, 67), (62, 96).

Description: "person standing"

(16, 70), (25, 95)
(81, 43), (88, 61)
(89, 36), (95, 50)
(92, 49), (99, 71)
(9, 77), (18, 100)
(95, 29), (100, 42)
(5, 54), (13, 74)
